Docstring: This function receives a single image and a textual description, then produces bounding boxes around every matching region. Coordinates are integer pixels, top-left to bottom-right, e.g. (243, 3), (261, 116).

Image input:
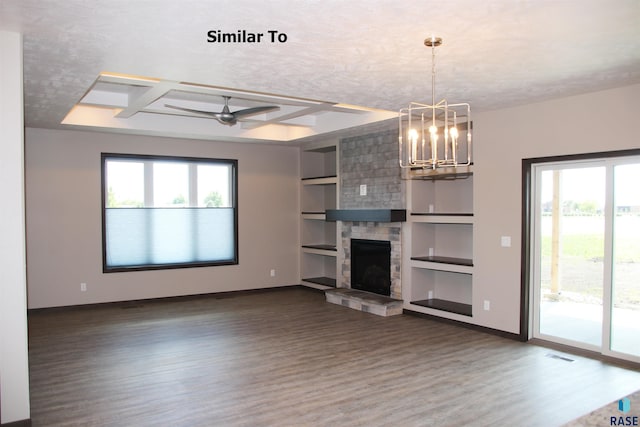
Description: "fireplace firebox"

(350, 239), (391, 296)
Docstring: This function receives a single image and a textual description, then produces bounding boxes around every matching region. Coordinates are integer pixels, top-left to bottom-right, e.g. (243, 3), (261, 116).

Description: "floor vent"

(546, 353), (575, 362)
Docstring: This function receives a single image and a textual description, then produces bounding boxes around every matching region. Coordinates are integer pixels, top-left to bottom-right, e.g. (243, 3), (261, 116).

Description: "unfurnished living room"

(1, 1), (640, 426)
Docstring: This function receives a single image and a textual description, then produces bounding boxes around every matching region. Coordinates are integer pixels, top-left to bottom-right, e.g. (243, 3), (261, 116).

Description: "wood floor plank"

(27, 287), (640, 426)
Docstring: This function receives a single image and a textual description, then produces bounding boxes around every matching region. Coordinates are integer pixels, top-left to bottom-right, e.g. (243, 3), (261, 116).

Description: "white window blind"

(102, 154), (238, 272)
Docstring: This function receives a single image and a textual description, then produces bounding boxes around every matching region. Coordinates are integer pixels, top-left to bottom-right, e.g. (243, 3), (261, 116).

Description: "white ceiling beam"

(179, 82), (332, 107)
(241, 103), (334, 130)
(114, 80), (177, 118)
(99, 72), (161, 85)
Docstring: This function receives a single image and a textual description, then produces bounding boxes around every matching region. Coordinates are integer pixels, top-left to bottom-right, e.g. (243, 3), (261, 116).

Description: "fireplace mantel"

(326, 209), (406, 223)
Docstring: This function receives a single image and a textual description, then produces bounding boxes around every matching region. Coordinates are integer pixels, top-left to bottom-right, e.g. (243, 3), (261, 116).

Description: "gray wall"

(339, 128), (404, 209)
(25, 128), (300, 308)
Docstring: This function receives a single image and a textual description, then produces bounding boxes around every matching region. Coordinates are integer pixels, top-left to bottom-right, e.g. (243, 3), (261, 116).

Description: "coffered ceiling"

(61, 72), (396, 142)
(1, 0), (639, 143)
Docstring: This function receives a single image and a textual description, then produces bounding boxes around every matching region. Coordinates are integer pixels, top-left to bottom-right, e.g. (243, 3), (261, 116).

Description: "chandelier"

(399, 37), (472, 171)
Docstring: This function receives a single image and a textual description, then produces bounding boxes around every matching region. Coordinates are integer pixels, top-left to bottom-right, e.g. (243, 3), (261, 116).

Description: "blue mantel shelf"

(325, 209), (406, 223)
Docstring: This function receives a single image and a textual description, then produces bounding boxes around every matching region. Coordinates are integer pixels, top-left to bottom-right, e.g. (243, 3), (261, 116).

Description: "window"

(102, 153), (238, 272)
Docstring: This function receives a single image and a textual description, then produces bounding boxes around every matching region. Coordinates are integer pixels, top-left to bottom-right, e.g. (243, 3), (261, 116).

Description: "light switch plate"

(359, 184), (367, 196)
(501, 236), (511, 247)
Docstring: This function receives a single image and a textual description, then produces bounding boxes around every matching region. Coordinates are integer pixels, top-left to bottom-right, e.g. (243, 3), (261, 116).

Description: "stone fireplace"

(335, 127), (405, 300)
(324, 217), (404, 316)
(339, 221), (402, 299)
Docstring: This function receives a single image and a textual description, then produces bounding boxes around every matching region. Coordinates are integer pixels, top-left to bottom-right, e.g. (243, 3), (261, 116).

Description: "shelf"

(410, 257), (473, 274)
(410, 258), (473, 274)
(301, 175), (338, 185)
(410, 298), (472, 317)
(302, 244), (336, 251)
(412, 212), (473, 216)
(411, 213), (474, 224)
(301, 276), (336, 287)
(305, 145), (336, 154)
(301, 212), (326, 220)
(411, 255), (472, 266)
(301, 244), (337, 256)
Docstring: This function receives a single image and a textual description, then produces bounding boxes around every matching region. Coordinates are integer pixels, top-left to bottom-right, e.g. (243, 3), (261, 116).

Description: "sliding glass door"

(533, 164), (606, 349)
(531, 156), (640, 362)
(610, 163), (640, 358)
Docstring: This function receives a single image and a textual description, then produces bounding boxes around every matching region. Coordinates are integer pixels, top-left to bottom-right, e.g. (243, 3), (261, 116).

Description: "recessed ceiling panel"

(63, 72), (397, 142)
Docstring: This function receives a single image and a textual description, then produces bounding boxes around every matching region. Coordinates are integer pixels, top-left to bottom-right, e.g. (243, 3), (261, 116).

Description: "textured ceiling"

(1, 0), (639, 142)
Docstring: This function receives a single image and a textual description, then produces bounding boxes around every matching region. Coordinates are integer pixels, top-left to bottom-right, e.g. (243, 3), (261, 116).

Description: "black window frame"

(101, 152), (239, 273)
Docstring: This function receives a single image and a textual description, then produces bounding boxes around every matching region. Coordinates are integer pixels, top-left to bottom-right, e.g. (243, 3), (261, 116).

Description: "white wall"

(25, 128), (300, 308)
(472, 84), (640, 334)
(0, 30), (31, 424)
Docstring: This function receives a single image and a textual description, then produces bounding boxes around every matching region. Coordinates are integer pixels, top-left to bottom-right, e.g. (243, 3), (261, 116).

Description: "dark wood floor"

(28, 287), (640, 426)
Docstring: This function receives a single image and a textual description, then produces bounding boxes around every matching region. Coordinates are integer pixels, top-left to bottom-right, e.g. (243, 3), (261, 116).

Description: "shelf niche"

(410, 268), (473, 317)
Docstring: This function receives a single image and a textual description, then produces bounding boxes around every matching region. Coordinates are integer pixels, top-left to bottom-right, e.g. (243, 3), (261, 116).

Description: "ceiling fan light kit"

(399, 36), (472, 172)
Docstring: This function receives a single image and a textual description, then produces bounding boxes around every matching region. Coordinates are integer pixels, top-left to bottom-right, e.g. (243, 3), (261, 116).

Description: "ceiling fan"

(165, 96), (279, 126)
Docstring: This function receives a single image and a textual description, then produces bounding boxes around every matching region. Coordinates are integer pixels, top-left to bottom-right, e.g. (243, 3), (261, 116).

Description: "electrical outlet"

(428, 247), (434, 257)
(270, 269), (276, 277)
(80, 282), (87, 292)
(483, 300), (490, 311)
(359, 184), (367, 196)
(428, 291), (434, 300)
(428, 204), (434, 213)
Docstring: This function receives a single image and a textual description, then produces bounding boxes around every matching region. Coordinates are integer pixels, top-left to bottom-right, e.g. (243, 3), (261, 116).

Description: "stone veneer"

(339, 221), (402, 299)
(337, 127), (404, 300)
(340, 128), (404, 209)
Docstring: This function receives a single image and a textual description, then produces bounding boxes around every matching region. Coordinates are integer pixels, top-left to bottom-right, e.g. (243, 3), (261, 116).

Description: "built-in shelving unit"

(404, 167), (474, 318)
(300, 140), (339, 290)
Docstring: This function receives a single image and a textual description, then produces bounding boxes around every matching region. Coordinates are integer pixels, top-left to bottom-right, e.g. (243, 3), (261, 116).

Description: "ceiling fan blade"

(164, 104), (221, 118)
(232, 105), (280, 118)
(165, 99), (278, 126)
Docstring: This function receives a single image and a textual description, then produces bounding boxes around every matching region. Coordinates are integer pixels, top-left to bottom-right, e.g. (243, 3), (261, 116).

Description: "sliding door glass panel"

(610, 163), (640, 357)
(537, 166), (606, 348)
